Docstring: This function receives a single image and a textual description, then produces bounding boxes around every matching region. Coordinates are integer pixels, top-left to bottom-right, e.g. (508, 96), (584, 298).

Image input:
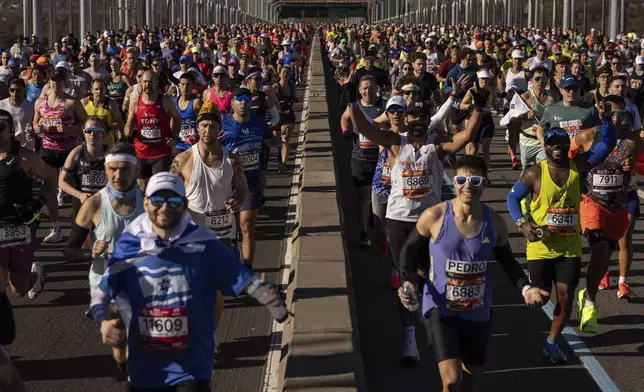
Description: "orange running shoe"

(617, 282), (633, 299)
(598, 272), (610, 290)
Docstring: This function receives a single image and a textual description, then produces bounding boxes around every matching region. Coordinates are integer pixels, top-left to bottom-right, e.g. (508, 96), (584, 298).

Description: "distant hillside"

(1, 0), (642, 46)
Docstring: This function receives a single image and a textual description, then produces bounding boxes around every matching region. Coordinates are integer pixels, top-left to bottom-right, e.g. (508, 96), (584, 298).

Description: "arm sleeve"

(268, 105), (280, 127)
(430, 97), (454, 124)
(507, 179), (531, 222)
(585, 119), (617, 166)
(64, 223), (93, 264)
(492, 242), (530, 291)
(399, 228), (430, 283)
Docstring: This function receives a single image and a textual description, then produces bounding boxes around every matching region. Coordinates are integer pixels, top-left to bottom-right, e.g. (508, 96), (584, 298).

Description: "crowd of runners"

(0, 16), (643, 392)
(323, 23), (644, 392)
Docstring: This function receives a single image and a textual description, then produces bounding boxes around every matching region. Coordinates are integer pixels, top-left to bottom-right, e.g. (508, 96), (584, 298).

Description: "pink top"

(38, 98), (79, 152)
(209, 87), (232, 114)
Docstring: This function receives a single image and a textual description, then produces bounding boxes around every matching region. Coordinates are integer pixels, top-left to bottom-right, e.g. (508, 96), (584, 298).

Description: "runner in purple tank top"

(398, 155), (549, 392)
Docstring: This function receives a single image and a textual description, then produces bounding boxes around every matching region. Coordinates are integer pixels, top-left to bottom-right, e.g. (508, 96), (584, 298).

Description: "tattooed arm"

(229, 152), (249, 212)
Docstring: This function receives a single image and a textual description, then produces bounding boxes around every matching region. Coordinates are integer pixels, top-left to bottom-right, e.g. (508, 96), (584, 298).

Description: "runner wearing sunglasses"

(347, 91), (485, 366)
(507, 100), (616, 359)
(399, 155), (547, 392)
(90, 171), (287, 391)
(221, 88), (281, 270)
(64, 142), (144, 375)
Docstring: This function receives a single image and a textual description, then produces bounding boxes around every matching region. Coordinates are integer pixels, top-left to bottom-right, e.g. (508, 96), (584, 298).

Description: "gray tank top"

(91, 187), (145, 258)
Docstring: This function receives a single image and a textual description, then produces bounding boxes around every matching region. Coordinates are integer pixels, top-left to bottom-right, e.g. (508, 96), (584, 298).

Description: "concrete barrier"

(278, 37), (366, 392)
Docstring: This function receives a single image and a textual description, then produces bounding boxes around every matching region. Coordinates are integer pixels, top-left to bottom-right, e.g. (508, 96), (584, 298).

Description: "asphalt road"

(332, 113), (644, 391)
(5, 81), (307, 392)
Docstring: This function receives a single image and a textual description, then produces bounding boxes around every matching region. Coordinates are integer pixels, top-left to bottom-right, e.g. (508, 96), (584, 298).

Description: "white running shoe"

(28, 262), (45, 299)
(43, 228), (63, 243)
(57, 188), (65, 207)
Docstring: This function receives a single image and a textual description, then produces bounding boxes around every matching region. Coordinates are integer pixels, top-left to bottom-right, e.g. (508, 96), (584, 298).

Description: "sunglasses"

(402, 67), (410, 71)
(148, 195), (184, 209)
(534, 76), (546, 83)
(214, 73), (226, 78)
(83, 127), (104, 134)
(402, 90), (418, 95)
(563, 85), (579, 92)
(544, 128), (569, 140)
(387, 107), (406, 114)
(233, 95), (251, 102)
(454, 175), (485, 186)
(9, 88), (22, 93)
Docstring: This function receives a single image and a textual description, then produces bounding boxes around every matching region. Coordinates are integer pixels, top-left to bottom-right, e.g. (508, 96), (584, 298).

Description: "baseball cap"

(190, 46), (199, 53)
(228, 58), (238, 66)
(407, 101), (429, 114)
(213, 65), (227, 74)
(36, 56), (48, 66)
(179, 55), (190, 63)
(89, 54), (98, 61)
(29, 54), (39, 62)
(0, 109), (14, 128)
(386, 95), (407, 110)
(477, 69), (491, 79)
(145, 172), (186, 198)
(560, 74), (579, 89)
(636, 55), (644, 65)
(232, 87), (252, 97)
(511, 49), (524, 59)
(55, 61), (70, 71)
(7, 59), (18, 67)
(126, 39), (134, 46)
(552, 44), (562, 53)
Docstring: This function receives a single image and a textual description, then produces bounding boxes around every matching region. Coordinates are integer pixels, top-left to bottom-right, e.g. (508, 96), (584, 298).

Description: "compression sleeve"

(268, 106), (280, 127)
(507, 179), (530, 222)
(399, 228), (430, 283)
(64, 224), (92, 264)
(492, 242), (530, 291)
(586, 119), (617, 166)
(430, 97), (454, 124)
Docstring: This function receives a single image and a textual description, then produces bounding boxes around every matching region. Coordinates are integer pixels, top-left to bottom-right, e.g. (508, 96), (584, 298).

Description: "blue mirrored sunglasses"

(148, 195), (184, 209)
(454, 175), (486, 186)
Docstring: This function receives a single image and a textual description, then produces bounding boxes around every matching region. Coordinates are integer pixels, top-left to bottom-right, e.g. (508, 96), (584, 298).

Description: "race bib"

(359, 133), (375, 149)
(592, 173), (624, 189)
(179, 123), (196, 141)
(206, 209), (234, 238)
(402, 169), (432, 199)
(141, 126), (162, 143)
(545, 207), (579, 235)
(239, 151), (260, 171)
(381, 161), (392, 185)
(445, 259), (487, 312)
(0, 224), (31, 248)
(631, 79), (642, 90)
(138, 307), (188, 350)
(81, 169), (107, 190)
(558, 119), (582, 132)
(39, 117), (63, 132)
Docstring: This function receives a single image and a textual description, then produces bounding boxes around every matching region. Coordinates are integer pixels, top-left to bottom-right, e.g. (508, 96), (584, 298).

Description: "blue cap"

(7, 59), (18, 67)
(560, 74), (579, 89)
(179, 55), (190, 63)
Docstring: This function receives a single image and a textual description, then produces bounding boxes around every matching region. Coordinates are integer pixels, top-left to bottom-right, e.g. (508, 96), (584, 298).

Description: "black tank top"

(0, 140), (33, 220)
(74, 144), (107, 194)
(250, 90), (268, 120)
(277, 83), (294, 114)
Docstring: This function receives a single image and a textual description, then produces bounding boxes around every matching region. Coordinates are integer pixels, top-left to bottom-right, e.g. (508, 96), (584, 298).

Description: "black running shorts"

(527, 256), (582, 290)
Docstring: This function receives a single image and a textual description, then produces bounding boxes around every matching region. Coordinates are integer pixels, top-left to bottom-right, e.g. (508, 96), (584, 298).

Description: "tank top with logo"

(134, 94), (172, 159)
(385, 135), (443, 222)
(38, 97), (79, 152)
(424, 200), (496, 321)
(73, 144), (107, 194)
(584, 138), (631, 211)
(174, 96), (198, 149)
(527, 160), (582, 260)
(185, 145), (236, 239)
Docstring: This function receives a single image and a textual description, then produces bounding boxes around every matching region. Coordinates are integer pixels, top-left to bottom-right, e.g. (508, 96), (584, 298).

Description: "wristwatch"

(516, 217), (527, 228)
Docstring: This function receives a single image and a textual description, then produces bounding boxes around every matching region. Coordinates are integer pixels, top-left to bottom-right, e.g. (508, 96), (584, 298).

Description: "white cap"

(103, 30), (109, 38)
(213, 65), (227, 74)
(511, 49), (524, 59)
(477, 69), (491, 79)
(636, 55), (644, 65)
(281, 39), (291, 46)
(425, 38), (433, 44)
(386, 95), (407, 110)
(127, 39), (134, 46)
(591, 28), (595, 32)
(146, 172), (186, 198)
(55, 61), (70, 70)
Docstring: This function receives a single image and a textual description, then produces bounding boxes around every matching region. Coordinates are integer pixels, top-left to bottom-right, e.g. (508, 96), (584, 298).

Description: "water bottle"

(246, 279), (288, 323)
(402, 281), (420, 312)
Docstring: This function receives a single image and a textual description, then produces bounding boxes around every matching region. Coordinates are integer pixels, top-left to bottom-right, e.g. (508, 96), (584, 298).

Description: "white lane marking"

(637, 188), (644, 201)
(540, 302), (621, 392)
(262, 38), (315, 392)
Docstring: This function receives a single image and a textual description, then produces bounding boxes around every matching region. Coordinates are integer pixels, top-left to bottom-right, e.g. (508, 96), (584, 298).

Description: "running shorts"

(127, 379), (211, 392)
(424, 308), (491, 367)
(279, 111), (296, 126)
(40, 148), (71, 169)
(527, 256), (581, 290)
(241, 181), (265, 212)
(137, 156), (172, 180)
(473, 113), (495, 142)
(580, 195), (629, 241)
(350, 158), (377, 188)
(628, 189), (640, 218)
(0, 221), (39, 275)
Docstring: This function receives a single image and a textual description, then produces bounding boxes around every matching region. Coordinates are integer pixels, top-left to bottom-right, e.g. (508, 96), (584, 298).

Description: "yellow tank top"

(85, 99), (116, 146)
(526, 160), (582, 260)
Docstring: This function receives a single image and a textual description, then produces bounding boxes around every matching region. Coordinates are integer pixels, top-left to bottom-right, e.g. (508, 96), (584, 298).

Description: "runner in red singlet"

(124, 70), (180, 190)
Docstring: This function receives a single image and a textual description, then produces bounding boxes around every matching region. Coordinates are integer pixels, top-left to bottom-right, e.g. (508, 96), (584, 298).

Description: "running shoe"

(43, 227), (63, 243)
(27, 262), (45, 299)
(400, 335), (420, 367)
(542, 340), (568, 364)
(578, 289), (599, 333)
(598, 272), (610, 290)
(617, 282), (634, 299)
(358, 232), (371, 248)
(379, 242), (389, 257)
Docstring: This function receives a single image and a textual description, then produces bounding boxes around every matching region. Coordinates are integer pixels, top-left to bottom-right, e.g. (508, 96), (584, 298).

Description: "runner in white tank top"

(347, 96), (485, 365)
(171, 112), (250, 357)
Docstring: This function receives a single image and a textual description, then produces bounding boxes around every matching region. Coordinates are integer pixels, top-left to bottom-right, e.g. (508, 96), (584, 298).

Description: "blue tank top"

(26, 83), (43, 103)
(174, 96), (197, 150)
(280, 51), (294, 65)
(424, 200), (496, 322)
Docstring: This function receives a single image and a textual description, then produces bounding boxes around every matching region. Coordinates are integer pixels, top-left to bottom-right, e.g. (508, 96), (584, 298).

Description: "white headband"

(401, 84), (419, 91)
(105, 153), (137, 165)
